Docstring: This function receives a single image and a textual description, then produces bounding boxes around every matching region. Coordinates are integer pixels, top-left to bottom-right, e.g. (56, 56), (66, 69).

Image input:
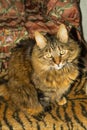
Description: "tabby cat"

(0, 24), (87, 130)
(3, 24), (82, 115)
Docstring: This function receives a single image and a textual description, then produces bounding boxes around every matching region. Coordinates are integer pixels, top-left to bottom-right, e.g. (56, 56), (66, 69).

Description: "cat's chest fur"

(32, 64), (79, 91)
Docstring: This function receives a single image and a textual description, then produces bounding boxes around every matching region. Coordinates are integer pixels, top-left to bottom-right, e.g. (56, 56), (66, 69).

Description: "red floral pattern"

(0, 0), (84, 72)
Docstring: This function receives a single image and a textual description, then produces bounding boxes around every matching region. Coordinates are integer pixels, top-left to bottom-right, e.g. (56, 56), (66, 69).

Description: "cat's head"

(32, 24), (80, 71)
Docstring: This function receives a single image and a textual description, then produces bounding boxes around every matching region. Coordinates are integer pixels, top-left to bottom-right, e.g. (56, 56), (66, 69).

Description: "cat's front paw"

(57, 97), (67, 106)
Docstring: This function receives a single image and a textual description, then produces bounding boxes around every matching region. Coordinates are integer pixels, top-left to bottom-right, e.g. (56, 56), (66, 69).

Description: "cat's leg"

(38, 88), (55, 109)
(40, 88), (57, 107)
(41, 92), (67, 106)
(38, 87), (68, 106)
(55, 86), (70, 105)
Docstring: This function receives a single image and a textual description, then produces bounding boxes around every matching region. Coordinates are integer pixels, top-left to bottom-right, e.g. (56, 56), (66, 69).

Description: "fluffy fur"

(6, 24), (81, 114)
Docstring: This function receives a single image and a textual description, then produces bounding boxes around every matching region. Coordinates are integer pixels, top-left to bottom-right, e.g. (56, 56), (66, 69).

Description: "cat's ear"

(57, 24), (68, 43)
(34, 31), (47, 49)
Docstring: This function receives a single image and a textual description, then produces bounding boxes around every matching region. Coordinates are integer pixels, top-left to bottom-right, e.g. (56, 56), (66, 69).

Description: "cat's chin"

(51, 63), (65, 70)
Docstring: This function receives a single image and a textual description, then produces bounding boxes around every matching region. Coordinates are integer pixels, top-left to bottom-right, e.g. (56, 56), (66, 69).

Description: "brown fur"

(5, 24), (81, 114)
(32, 39), (80, 104)
(7, 41), (43, 114)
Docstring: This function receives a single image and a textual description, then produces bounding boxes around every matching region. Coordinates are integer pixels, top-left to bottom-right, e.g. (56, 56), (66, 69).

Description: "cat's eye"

(44, 53), (52, 58)
(60, 50), (67, 55)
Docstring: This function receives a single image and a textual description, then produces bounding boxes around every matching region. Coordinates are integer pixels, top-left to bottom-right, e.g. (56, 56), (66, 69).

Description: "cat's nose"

(53, 56), (61, 65)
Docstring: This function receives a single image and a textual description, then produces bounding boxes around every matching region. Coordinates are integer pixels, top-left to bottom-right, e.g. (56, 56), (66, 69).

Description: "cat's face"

(42, 41), (74, 70)
(32, 24), (80, 71)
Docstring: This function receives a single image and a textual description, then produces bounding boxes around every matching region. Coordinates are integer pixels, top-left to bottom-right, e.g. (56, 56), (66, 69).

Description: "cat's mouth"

(51, 63), (66, 70)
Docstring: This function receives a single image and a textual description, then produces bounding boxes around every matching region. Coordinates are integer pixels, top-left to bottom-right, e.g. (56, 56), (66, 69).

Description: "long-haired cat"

(6, 24), (81, 114)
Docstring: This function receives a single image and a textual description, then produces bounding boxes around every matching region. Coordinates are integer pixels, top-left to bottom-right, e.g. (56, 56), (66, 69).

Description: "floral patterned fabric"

(0, 0), (25, 27)
(25, 0), (81, 38)
(0, 0), (86, 72)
